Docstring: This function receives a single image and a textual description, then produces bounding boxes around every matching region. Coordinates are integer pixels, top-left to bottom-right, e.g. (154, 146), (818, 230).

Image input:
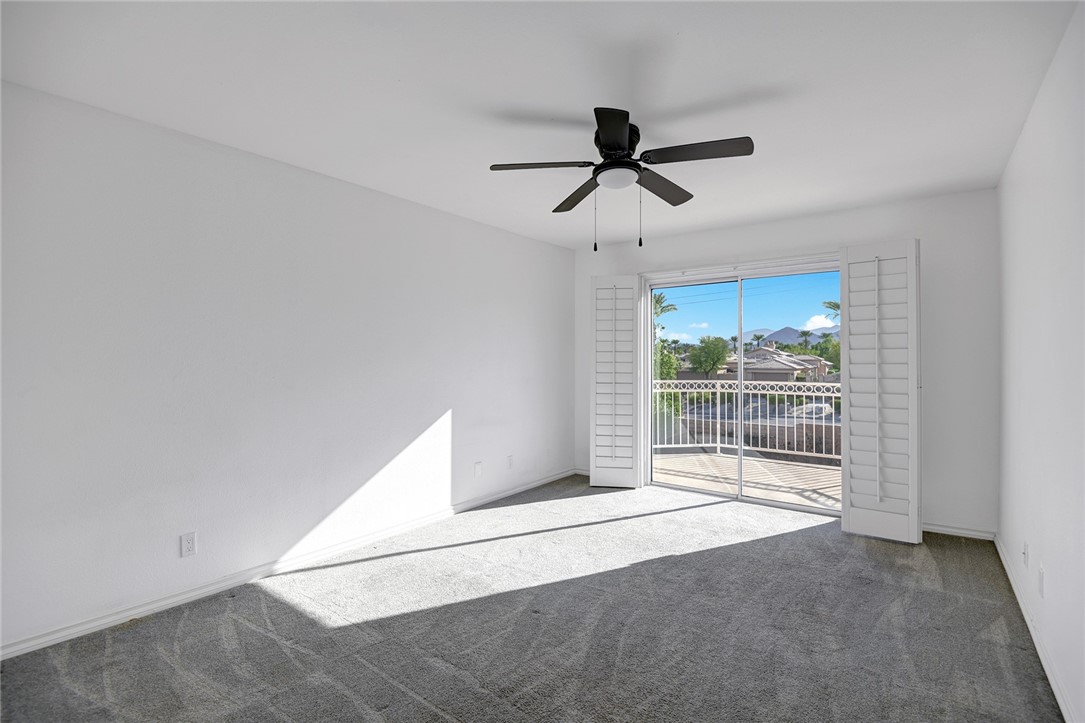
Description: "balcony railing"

(652, 380), (842, 462)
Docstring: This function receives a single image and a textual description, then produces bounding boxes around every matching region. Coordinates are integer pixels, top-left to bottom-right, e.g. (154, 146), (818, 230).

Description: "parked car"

(743, 402), (788, 420)
(789, 403), (835, 419)
(685, 403), (736, 420)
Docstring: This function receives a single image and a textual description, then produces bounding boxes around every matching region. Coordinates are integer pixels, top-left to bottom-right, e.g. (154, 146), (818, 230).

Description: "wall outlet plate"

(181, 532), (197, 558)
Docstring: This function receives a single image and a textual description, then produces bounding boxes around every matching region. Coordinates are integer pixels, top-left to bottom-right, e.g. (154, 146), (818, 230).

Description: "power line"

(660, 280), (826, 304)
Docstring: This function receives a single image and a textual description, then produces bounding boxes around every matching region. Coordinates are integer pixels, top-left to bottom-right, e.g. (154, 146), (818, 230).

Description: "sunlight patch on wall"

(278, 410), (453, 561)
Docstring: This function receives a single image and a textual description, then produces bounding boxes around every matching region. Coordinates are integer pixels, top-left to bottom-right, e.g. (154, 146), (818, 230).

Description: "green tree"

(819, 332), (833, 345)
(798, 329), (813, 349)
(751, 333), (766, 348)
(654, 292), (677, 317)
(653, 292), (677, 321)
(729, 335), (739, 352)
(823, 339), (841, 371)
(654, 341), (679, 380)
(653, 336), (681, 416)
(822, 300), (840, 320)
(689, 336), (729, 379)
(653, 291), (678, 339)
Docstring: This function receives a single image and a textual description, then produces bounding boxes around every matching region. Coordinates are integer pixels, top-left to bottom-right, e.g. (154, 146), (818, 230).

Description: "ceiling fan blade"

(594, 107), (630, 154)
(640, 136), (754, 165)
(552, 177), (600, 213)
(490, 161), (595, 171)
(637, 168), (693, 206)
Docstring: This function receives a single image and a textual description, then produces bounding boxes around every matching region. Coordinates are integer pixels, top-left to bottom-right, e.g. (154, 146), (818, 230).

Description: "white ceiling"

(2, 2), (1076, 248)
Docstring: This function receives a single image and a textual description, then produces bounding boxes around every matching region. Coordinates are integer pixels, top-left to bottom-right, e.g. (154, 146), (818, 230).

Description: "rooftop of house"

(734, 342), (829, 368)
(745, 357), (812, 371)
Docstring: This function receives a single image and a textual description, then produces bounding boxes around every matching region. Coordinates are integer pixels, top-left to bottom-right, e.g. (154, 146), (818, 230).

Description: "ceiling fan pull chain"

(638, 183), (643, 247)
(593, 189), (598, 252)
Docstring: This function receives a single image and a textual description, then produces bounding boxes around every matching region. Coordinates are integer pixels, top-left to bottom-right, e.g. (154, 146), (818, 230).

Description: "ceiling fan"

(490, 107), (754, 213)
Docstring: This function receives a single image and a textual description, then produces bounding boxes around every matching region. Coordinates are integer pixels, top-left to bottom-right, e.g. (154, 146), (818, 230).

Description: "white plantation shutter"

(840, 239), (921, 543)
(590, 276), (640, 488)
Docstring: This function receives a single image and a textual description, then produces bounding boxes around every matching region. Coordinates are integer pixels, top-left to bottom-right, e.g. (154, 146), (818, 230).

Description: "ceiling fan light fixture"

(596, 166), (639, 189)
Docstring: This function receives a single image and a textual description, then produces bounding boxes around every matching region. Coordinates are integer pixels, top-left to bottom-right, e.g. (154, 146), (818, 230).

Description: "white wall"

(575, 188), (1003, 537)
(997, 6), (1084, 720)
(1, 83), (575, 652)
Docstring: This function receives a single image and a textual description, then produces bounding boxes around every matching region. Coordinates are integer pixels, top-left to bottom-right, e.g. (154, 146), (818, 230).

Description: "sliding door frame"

(643, 253), (841, 515)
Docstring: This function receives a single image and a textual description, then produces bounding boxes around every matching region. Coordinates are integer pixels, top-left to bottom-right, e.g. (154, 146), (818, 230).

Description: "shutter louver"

(841, 240), (921, 543)
(590, 276), (640, 488)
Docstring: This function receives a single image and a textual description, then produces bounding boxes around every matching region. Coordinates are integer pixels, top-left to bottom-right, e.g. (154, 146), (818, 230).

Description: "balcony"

(652, 380), (842, 511)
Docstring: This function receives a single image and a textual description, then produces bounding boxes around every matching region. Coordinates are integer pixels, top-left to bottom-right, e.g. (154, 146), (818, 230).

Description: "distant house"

(674, 340), (832, 382)
(743, 356), (814, 381)
(744, 345), (783, 360)
(746, 342), (832, 381)
(793, 354), (832, 379)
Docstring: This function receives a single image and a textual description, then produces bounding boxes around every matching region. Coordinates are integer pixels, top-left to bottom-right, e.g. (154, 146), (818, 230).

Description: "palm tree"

(653, 292), (678, 337)
(820, 332), (833, 344)
(822, 300), (840, 320)
(729, 335), (739, 352)
(751, 333), (765, 348)
(653, 292), (677, 319)
(798, 329), (813, 349)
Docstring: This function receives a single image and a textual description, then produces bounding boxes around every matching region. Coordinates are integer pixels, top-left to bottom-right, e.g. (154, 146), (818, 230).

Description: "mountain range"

(742, 326), (840, 344)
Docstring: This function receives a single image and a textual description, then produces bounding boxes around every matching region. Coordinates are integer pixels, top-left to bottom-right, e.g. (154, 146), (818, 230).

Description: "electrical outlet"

(1022, 541), (1029, 568)
(181, 532), (197, 558)
(1038, 566), (1044, 598)
(474, 461), (483, 478)
(507, 455), (514, 469)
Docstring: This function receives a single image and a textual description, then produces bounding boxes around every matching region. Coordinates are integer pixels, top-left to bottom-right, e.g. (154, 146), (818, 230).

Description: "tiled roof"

(746, 357), (808, 370)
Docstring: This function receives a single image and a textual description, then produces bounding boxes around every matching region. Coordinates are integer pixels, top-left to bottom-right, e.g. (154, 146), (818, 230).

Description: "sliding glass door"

(650, 270), (842, 513)
(651, 282), (740, 496)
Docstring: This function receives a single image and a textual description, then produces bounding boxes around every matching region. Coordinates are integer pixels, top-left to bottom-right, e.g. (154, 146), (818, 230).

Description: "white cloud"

(663, 331), (693, 341)
(803, 314), (835, 331)
(689, 322), (709, 329)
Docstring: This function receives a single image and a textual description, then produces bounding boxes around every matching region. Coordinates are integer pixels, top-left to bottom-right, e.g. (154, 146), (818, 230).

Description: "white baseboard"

(573, 468), (589, 476)
(0, 507), (454, 660)
(994, 535), (1080, 723)
(2, 468), (581, 661)
(450, 468), (579, 513)
(922, 522), (995, 540)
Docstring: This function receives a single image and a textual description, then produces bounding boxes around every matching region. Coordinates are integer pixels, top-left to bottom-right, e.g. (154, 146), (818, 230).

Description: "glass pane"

(739, 271), (842, 511)
(650, 282), (739, 497)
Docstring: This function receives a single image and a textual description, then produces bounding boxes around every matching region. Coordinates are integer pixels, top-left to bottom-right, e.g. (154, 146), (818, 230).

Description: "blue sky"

(655, 271), (840, 343)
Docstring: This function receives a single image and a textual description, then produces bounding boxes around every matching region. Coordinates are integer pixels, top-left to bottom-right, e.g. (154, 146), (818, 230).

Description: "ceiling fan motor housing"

(593, 159), (642, 188)
(594, 123), (640, 159)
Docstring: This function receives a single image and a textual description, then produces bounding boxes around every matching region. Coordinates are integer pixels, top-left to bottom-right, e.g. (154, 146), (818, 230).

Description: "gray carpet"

(1, 475), (1062, 722)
